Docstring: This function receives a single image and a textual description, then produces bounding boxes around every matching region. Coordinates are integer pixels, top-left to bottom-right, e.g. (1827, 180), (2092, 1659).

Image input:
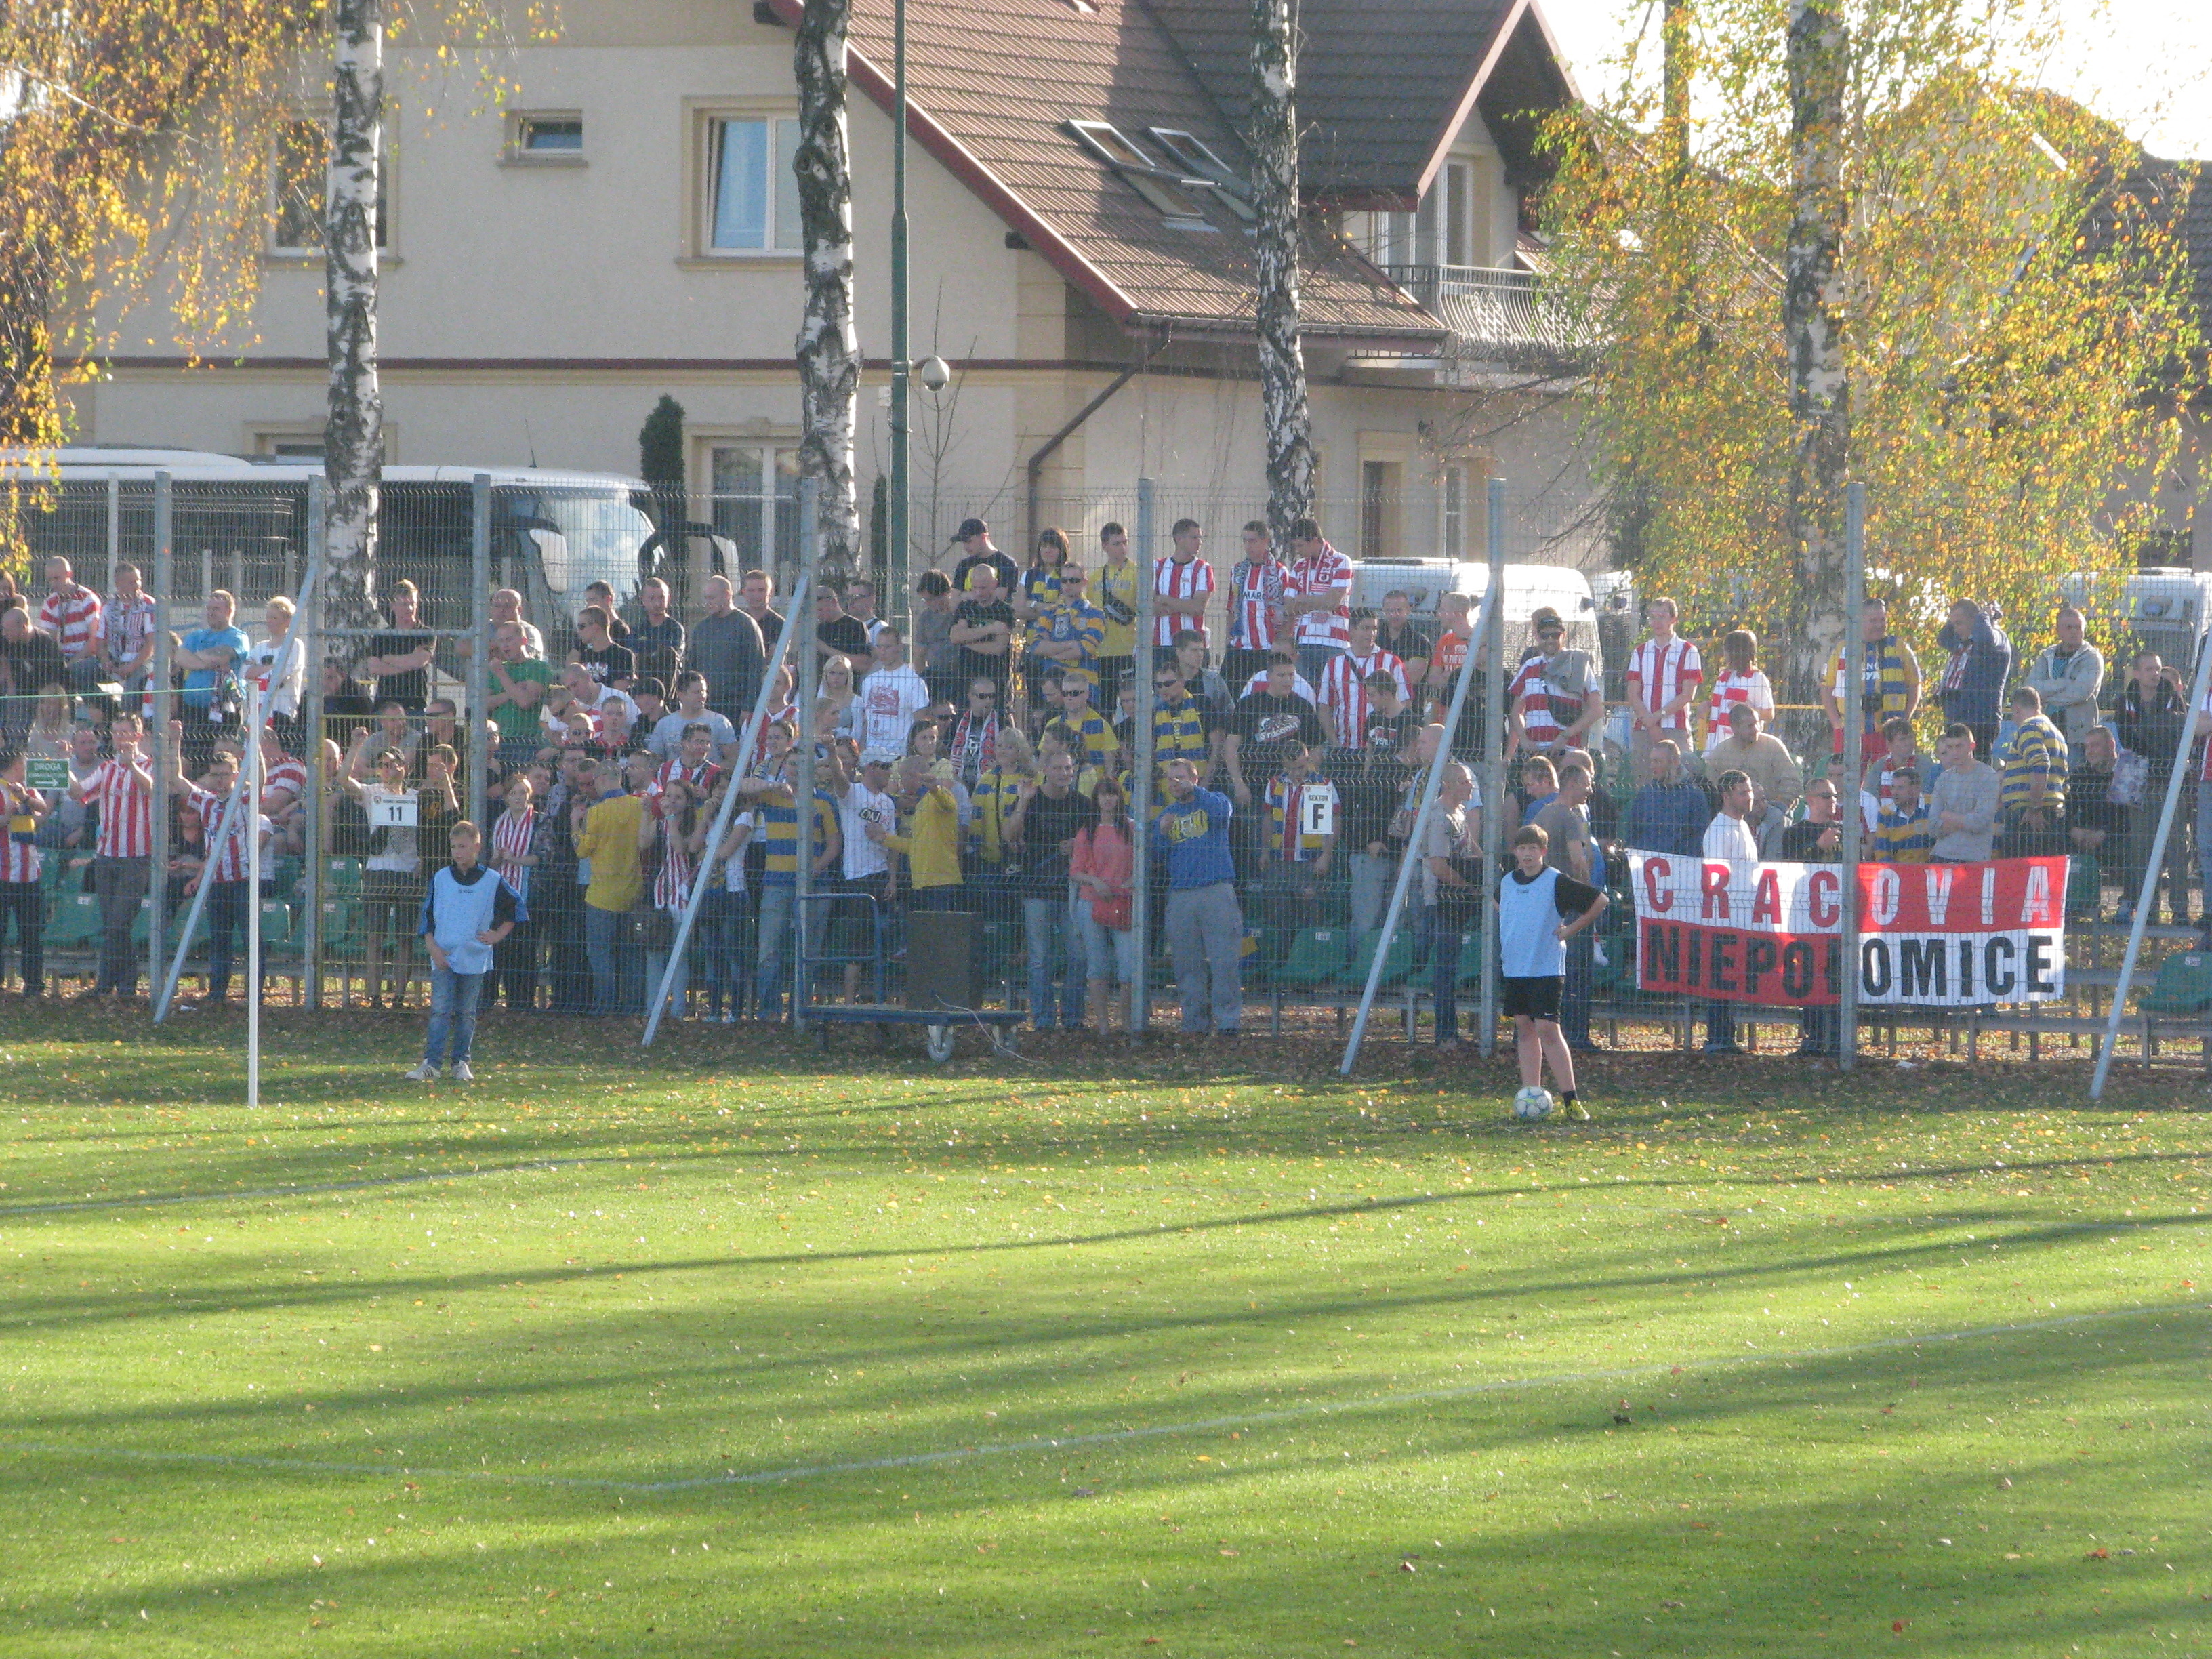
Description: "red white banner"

(1626, 853), (2068, 1007)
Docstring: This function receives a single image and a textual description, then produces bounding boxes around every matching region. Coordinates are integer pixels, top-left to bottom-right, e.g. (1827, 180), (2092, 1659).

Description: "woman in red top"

(1069, 775), (1137, 1032)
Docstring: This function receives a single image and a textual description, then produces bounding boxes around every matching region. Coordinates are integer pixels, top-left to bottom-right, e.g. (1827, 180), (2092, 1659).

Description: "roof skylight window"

(1147, 128), (1256, 222)
(1067, 121), (1214, 230)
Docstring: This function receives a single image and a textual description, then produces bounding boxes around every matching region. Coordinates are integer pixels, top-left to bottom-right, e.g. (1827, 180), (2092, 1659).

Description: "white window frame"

(504, 110), (586, 167)
(687, 103), (804, 260)
(699, 437), (805, 589)
(1440, 464), (1467, 560)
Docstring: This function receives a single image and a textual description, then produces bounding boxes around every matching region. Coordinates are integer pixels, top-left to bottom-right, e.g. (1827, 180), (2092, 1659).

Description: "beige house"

(68, 0), (1603, 596)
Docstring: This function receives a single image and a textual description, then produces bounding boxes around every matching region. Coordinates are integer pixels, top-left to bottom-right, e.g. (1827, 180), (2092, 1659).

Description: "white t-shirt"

(721, 809), (756, 893)
(840, 781), (895, 880)
(859, 664), (931, 754)
(649, 708), (737, 759)
(1702, 811), (1760, 862)
(243, 635), (305, 718)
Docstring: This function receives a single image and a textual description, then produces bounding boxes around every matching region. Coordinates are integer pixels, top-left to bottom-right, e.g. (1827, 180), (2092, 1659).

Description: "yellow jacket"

(887, 785), (963, 890)
(577, 793), (647, 914)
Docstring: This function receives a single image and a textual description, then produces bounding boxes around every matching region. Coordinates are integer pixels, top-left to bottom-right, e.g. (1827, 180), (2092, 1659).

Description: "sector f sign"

(1627, 853), (2068, 1008)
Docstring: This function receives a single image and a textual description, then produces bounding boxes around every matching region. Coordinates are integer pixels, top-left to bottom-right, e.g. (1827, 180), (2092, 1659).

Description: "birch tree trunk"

(1250, 0), (1315, 545)
(793, 0), (862, 586)
(324, 0), (384, 628)
(1784, 0), (1850, 703)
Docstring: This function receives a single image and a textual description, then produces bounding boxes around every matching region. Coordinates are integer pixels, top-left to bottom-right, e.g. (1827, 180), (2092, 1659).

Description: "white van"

(1349, 556), (1603, 681)
(1, 447), (661, 652)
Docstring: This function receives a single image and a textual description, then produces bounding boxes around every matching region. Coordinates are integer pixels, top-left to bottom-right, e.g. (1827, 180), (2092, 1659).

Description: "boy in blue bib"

(408, 821), (523, 1082)
(1498, 823), (1607, 1118)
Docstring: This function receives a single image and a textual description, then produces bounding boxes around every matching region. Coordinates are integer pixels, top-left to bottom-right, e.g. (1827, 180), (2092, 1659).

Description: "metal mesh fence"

(0, 470), (2203, 1067)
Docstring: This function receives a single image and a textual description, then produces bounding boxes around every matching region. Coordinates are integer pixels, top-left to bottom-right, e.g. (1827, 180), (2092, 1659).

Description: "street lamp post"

(888, 0), (911, 607)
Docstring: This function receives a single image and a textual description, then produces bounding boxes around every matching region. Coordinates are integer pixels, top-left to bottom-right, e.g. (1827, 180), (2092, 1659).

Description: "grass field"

(0, 1008), (2205, 1658)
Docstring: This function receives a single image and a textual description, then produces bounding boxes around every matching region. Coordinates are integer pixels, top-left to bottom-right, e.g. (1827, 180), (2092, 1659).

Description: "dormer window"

(1067, 121), (1213, 230)
(1147, 128), (1256, 223)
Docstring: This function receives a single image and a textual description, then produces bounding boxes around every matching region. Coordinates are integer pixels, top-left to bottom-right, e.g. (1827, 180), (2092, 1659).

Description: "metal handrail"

(1376, 264), (1589, 365)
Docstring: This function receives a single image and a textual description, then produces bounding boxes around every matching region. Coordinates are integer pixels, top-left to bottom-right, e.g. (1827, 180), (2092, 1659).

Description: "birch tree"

(1249, 0), (1315, 544)
(1540, 0), (2200, 705)
(323, 0), (384, 628)
(792, 0), (861, 586)
(1783, 0), (1851, 694)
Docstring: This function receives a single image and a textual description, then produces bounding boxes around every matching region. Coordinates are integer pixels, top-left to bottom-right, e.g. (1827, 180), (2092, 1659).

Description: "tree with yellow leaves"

(1540, 0), (2202, 709)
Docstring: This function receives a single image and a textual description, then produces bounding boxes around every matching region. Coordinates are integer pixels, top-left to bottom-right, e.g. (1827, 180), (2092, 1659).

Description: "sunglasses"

(970, 690), (998, 700)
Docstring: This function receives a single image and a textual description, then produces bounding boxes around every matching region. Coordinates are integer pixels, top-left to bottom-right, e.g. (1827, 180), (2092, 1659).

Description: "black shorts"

(1500, 974), (1563, 1021)
(828, 873), (890, 955)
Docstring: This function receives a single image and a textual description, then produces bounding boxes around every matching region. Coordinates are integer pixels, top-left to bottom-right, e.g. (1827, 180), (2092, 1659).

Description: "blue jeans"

(1427, 907), (1473, 1043)
(1350, 852), (1393, 937)
(2196, 781), (2212, 923)
(754, 883), (811, 1020)
(205, 878), (257, 1002)
(700, 887), (749, 1015)
(1076, 904), (1139, 986)
(583, 903), (631, 1016)
(424, 966), (485, 1065)
(1561, 927), (1594, 1047)
(1165, 880), (1244, 1033)
(1023, 891), (1086, 1027)
(1704, 1000), (1738, 1051)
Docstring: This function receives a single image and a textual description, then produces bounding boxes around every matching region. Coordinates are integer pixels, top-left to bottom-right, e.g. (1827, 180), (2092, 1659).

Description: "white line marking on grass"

(0, 1162), (575, 1217)
(13, 1300), (2205, 1496)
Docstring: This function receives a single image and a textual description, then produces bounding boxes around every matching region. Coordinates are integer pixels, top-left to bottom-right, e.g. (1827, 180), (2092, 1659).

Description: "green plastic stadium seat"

(256, 902), (295, 947)
(2139, 951), (2212, 1015)
(1269, 927), (1351, 988)
(45, 893), (102, 947)
(1335, 927), (1417, 991)
(2066, 856), (2101, 920)
(323, 857), (364, 897)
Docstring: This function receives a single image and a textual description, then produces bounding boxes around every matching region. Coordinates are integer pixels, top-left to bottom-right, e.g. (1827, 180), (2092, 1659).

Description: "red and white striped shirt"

(0, 784), (43, 884)
(261, 756), (310, 813)
(79, 756), (154, 859)
(1228, 558), (1286, 653)
(188, 787), (268, 885)
(1625, 636), (1704, 735)
(1152, 556), (1216, 648)
(491, 805), (537, 900)
(38, 583), (104, 661)
(1286, 543), (1353, 649)
(651, 756), (723, 800)
(1317, 650), (1409, 748)
(1509, 655), (1564, 749)
(653, 814), (696, 912)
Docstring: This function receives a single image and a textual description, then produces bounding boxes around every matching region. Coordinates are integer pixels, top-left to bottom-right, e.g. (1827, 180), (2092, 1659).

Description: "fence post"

(149, 472), (173, 1002)
(1341, 476), (1508, 1076)
(1839, 481), (1866, 1070)
(792, 478), (819, 1032)
(301, 478), (326, 1010)
(468, 473), (492, 828)
(1478, 477), (1507, 1057)
(642, 573), (811, 1047)
(246, 680), (262, 1106)
(1131, 478), (1156, 1034)
(2093, 602), (2212, 1098)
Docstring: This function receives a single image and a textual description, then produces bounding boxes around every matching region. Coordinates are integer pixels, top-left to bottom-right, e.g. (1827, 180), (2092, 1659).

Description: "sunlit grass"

(0, 1008), (2203, 1656)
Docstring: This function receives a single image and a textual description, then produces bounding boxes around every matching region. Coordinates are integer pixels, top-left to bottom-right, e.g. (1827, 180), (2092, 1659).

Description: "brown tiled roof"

(2174, 161), (2212, 326)
(1143, 0), (1570, 206)
(766, 0), (1443, 345)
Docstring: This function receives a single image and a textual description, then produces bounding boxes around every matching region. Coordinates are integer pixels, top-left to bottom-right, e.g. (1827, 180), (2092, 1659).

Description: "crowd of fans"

(0, 524), (2204, 1071)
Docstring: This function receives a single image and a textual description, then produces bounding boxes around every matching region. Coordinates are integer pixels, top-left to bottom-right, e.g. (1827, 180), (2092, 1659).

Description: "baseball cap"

(860, 747), (899, 767)
(951, 517), (988, 543)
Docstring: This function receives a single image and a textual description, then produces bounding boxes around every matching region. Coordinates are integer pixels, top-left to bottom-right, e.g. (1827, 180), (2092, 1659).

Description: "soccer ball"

(1512, 1086), (1554, 1122)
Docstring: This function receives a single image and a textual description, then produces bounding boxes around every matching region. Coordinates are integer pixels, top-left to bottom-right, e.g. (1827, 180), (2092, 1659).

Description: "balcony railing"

(1377, 264), (1588, 369)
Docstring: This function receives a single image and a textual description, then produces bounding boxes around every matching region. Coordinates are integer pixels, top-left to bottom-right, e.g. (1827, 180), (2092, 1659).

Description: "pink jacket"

(1069, 819), (1134, 901)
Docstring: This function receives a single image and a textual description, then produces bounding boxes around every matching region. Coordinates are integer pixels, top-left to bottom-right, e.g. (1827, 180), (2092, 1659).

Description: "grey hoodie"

(1930, 759), (1998, 861)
